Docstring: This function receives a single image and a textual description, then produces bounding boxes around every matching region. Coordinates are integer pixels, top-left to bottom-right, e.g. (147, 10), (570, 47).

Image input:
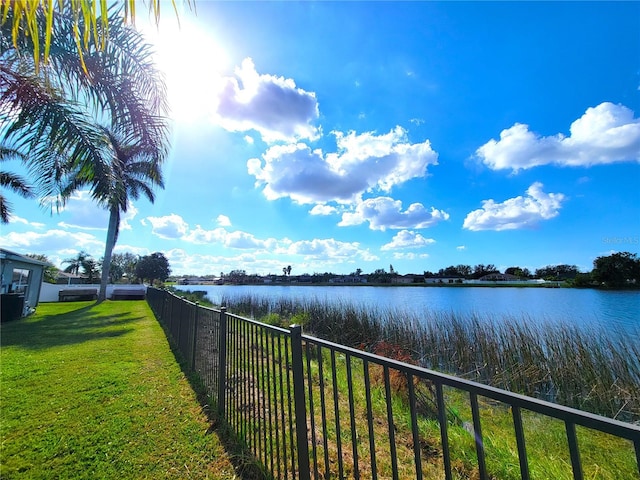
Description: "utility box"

(1, 293), (25, 323)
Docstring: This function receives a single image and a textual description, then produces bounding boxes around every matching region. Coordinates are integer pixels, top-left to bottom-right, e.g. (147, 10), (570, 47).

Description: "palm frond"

(0, 1), (193, 69)
(1, 65), (113, 201)
(0, 194), (11, 223)
(0, 146), (25, 162)
(0, 171), (32, 197)
(0, 143), (32, 223)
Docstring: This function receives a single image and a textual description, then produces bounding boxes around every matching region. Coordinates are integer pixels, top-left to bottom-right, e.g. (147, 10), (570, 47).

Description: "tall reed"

(219, 293), (640, 422)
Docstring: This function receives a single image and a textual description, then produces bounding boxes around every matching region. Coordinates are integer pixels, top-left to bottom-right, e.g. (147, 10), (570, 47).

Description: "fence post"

(191, 302), (199, 372)
(217, 307), (227, 419)
(162, 290), (169, 325)
(168, 294), (174, 333)
(290, 324), (311, 480)
(176, 298), (184, 347)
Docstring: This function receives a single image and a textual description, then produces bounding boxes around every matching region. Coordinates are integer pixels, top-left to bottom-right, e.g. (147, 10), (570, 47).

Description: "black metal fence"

(147, 288), (640, 480)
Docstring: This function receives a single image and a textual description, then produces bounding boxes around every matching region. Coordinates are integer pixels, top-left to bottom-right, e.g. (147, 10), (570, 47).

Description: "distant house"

(478, 273), (521, 282)
(0, 249), (47, 319)
(424, 276), (465, 284)
(178, 277), (222, 285)
(329, 275), (367, 284)
(55, 271), (86, 285)
(392, 274), (415, 284)
(295, 275), (313, 284)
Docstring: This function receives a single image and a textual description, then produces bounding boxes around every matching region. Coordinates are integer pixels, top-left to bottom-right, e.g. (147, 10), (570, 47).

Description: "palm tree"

(81, 258), (100, 284)
(1, 5), (169, 201)
(1, 6), (169, 302)
(62, 128), (164, 300)
(63, 251), (90, 276)
(0, 147), (32, 223)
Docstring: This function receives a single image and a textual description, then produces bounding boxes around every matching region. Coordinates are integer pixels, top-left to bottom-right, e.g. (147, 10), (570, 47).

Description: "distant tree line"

(32, 251), (171, 286)
(423, 263), (579, 281)
(200, 252), (640, 289)
(586, 251), (640, 289)
(424, 263), (504, 279)
(422, 253), (640, 288)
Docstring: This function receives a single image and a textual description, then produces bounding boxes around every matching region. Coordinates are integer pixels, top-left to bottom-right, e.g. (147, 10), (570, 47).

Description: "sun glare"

(145, 17), (228, 123)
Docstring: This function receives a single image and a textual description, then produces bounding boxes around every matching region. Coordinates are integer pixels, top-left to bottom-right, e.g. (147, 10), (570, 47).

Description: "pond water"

(174, 284), (640, 340)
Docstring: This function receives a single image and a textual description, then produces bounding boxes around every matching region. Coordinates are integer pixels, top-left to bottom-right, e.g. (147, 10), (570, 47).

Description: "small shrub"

(366, 341), (418, 399)
(168, 287), (214, 306)
(291, 311), (310, 327)
(261, 313), (282, 327)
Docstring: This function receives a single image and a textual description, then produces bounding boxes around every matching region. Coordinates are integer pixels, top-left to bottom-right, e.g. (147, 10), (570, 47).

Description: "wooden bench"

(58, 288), (98, 302)
(111, 288), (146, 300)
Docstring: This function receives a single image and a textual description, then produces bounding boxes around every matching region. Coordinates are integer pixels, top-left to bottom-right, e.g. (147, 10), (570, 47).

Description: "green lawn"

(1, 301), (236, 479)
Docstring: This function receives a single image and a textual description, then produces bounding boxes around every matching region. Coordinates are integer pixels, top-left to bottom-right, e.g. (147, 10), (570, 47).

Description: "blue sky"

(2, 1), (640, 277)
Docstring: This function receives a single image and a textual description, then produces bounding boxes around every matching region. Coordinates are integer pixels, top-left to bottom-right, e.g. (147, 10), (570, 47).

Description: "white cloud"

(477, 102), (640, 171)
(309, 205), (338, 216)
(142, 215), (284, 251)
(53, 190), (108, 230)
(113, 244), (149, 257)
(392, 252), (429, 260)
(141, 214), (377, 264)
(183, 225), (283, 251)
(287, 238), (378, 262)
(7, 215), (45, 228)
(183, 225), (227, 244)
(381, 230), (436, 250)
(215, 58), (320, 143)
(339, 196), (449, 231)
(456, 245), (466, 251)
(146, 213), (190, 239)
(46, 190), (138, 232)
(248, 126), (438, 204)
(119, 204), (138, 231)
(164, 249), (268, 277)
(463, 182), (565, 231)
(217, 215), (232, 227)
(0, 229), (103, 256)
(158, 239), (379, 276)
(224, 230), (271, 249)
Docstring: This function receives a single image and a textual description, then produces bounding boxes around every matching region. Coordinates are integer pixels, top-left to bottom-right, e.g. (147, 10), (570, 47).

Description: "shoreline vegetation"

(174, 288), (640, 424)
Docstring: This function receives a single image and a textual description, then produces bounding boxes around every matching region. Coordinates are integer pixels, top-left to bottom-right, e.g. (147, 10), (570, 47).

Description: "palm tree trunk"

(99, 206), (120, 301)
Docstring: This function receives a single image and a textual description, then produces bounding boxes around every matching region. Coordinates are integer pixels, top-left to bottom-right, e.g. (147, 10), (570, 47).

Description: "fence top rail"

(225, 310), (290, 335)
(158, 289), (290, 335)
(163, 289), (200, 308)
(302, 331), (640, 440)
